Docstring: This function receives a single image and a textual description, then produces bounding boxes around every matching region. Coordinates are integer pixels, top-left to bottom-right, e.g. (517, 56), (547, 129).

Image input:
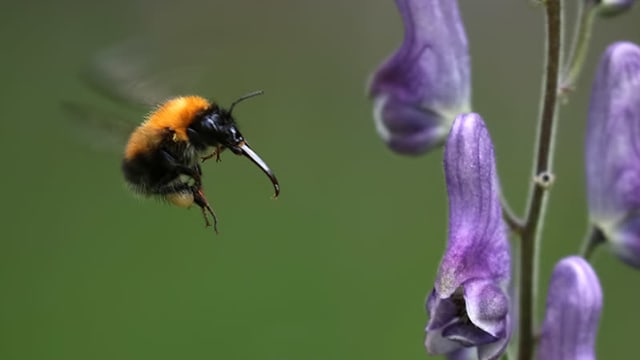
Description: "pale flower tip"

(372, 95), (451, 155)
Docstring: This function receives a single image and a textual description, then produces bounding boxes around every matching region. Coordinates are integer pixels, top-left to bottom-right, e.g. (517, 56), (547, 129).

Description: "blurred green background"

(1, 1), (639, 359)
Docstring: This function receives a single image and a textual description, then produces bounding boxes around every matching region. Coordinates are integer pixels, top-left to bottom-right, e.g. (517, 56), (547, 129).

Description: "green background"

(1, 1), (639, 359)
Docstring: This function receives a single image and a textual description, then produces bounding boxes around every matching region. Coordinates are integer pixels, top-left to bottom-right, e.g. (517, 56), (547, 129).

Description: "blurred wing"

(62, 101), (136, 153)
(65, 36), (207, 153)
(82, 37), (204, 109)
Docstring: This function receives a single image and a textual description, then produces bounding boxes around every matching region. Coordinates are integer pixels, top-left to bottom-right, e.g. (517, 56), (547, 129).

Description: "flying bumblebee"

(66, 41), (279, 233)
(122, 91), (279, 233)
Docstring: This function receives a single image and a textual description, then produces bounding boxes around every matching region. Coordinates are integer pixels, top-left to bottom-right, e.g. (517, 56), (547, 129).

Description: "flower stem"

(502, 197), (525, 235)
(560, 2), (596, 93)
(580, 226), (606, 261)
(518, 1), (562, 359)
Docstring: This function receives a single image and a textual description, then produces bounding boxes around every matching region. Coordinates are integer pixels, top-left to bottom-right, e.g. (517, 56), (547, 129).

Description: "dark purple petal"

(446, 348), (475, 360)
(585, 41), (640, 266)
(442, 321), (498, 346)
(537, 256), (602, 360)
(425, 114), (511, 360)
(425, 289), (459, 330)
(369, 0), (470, 155)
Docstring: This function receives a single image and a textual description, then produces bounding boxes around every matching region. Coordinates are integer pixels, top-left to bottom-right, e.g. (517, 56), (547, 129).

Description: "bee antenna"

(228, 90), (264, 115)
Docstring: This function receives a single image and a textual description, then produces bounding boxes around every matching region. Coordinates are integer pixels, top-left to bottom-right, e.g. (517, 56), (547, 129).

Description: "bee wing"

(66, 37), (207, 154)
(82, 38), (204, 109)
(62, 101), (136, 153)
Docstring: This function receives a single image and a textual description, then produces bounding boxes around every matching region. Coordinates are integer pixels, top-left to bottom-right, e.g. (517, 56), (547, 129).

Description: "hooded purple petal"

(369, 0), (470, 155)
(585, 41), (640, 267)
(426, 113), (511, 360)
(438, 114), (510, 295)
(537, 256), (603, 360)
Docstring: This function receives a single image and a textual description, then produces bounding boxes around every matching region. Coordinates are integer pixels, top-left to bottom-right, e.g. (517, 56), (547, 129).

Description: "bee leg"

(192, 187), (218, 233)
(172, 165), (202, 187)
(154, 182), (217, 233)
(201, 153), (214, 162)
(192, 164), (203, 186)
(201, 145), (224, 163)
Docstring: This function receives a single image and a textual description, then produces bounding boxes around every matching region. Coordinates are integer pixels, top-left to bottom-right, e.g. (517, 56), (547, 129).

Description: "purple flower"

(585, 41), (640, 267)
(537, 256), (603, 360)
(368, 0), (470, 155)
(425, 113), (511, 360)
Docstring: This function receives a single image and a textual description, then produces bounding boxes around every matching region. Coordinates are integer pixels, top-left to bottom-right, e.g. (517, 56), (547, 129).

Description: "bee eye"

(227, 126), (244, 144)
(203, 113), (220, 131)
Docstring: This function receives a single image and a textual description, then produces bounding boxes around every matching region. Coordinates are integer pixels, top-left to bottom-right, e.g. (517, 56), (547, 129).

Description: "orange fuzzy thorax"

(124, 96), (212, 159)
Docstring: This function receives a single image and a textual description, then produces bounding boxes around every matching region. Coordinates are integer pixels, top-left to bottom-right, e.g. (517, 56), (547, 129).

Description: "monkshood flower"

(368, 0), (470, 155)
(590, 0), (635, 17)
(585, 41), (640, 267)
(537, 256), (603, 360)
(425, 114), (511, 360)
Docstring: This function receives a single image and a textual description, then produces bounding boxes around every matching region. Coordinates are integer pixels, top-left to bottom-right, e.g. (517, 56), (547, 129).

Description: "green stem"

(517, 1), (562, 359)
(580, 226), (606, 260)
(502, 197), (525, 235)
(561, 2), (596, 92)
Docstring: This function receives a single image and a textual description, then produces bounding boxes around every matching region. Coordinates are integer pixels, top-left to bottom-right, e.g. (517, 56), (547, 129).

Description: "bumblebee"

(66, 40), (279, 233)
(121, 91), (279, 233)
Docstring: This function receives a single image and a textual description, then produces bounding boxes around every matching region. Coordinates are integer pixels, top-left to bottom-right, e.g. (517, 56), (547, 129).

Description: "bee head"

(186, 90), (279, 198)
(188, 90), (265, 151)
(188, 108), (245, 151)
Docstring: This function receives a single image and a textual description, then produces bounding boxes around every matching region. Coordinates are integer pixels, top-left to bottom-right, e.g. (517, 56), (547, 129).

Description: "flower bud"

(537, 256), (603, 360)
(585, 41), (640, 267)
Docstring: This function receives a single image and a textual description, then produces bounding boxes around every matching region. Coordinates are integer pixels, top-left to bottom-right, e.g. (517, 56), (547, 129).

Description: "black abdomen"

(122, 151), (184, 195)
